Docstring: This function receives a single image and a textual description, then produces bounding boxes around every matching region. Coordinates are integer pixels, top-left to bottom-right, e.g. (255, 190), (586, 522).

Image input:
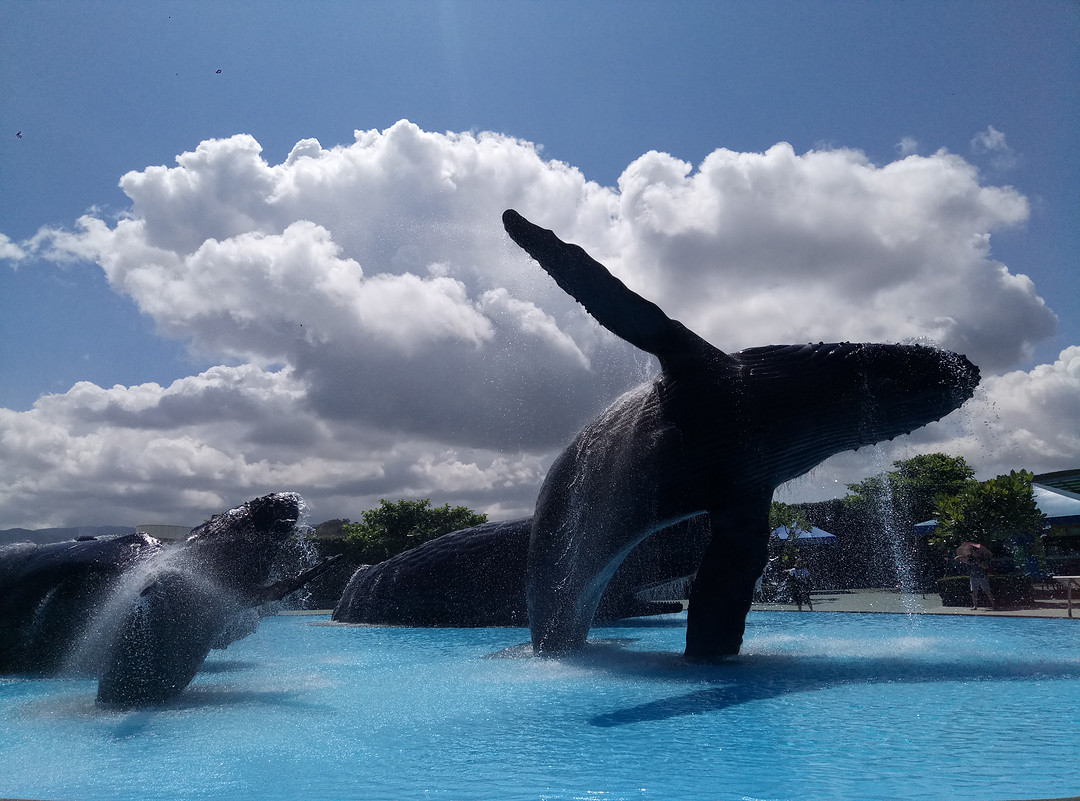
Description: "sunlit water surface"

(3, 611), (1078, 801)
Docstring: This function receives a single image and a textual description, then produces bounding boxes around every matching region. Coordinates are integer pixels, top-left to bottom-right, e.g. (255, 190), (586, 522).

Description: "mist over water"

(60, 544), (177, 676)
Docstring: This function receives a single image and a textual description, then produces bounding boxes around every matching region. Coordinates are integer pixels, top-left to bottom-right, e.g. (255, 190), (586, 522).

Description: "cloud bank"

(4, 121), (1069, 527)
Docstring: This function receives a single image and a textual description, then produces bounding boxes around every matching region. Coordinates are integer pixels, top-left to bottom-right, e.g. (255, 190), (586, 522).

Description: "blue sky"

(1, 1), (1077, 526)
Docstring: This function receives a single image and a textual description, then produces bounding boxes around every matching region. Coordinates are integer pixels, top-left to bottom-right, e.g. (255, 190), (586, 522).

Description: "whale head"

(733, 341), (980, 485)
(182, 492), (304, 594)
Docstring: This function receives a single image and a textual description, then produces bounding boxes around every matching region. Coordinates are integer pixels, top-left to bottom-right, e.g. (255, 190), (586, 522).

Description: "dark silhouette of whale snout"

(502, 209), (980, 662)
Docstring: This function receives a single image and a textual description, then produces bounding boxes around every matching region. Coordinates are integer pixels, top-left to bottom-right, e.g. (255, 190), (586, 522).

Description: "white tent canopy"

(771, 525), (838, 544)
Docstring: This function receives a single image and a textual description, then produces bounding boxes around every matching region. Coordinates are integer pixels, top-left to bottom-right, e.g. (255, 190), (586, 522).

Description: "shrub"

(936, 574), (1035, 607)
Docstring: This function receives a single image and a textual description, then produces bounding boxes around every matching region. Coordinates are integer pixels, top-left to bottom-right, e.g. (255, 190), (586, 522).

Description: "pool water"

(2, 611), (1078, 801)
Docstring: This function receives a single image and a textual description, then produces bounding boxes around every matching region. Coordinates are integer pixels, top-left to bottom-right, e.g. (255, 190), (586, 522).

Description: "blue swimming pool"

(3, 611), (1078, 801)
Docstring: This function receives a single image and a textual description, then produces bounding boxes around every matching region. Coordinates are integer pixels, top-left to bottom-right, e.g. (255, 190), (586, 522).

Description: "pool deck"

(289, 588), (1080, 621)
(753, 587), (1080, 620)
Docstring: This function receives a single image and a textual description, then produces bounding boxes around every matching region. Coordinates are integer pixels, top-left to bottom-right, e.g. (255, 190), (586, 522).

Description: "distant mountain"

(0, 525), (136, 547)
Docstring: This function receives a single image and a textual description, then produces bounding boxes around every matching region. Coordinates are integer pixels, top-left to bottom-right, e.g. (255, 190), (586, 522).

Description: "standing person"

(967, 544), (995, 610)
(787, 557), (813, 611)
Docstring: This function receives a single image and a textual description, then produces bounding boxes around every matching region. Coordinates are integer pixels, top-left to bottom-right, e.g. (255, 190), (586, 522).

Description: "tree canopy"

(343, 499), (488, 564)
(843, 453), (976, 531)
(769, 501), (812, 534)
(931, 470), (1045, 550)
(768, 500), (814, 563)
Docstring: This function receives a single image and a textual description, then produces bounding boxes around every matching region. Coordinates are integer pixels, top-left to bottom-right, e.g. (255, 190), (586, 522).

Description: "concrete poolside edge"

(752, 587), (1080, 620)
(281, 588), (1080, 620)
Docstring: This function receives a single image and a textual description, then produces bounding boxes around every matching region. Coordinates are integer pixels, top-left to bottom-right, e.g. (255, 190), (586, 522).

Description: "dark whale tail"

(502, 209), (719, 368)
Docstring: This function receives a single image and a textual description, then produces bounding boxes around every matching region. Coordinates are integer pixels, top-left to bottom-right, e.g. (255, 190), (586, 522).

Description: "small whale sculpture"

(0, 493), (340, 706)
(502, 209), (980, 661)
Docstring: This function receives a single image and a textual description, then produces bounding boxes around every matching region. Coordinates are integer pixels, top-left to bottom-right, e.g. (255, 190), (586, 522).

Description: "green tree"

(841, 453), (977, 588)
(768, 500), (813, 564)
(931, 470), (1046, 551)
(844, 453), (976, 530)
(769, 501), (812, 534)
(343, 499), (488, 564)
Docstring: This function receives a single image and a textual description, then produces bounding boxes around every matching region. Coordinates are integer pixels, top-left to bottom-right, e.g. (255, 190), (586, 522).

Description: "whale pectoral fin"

(254, 553), (344, 604)
(684, 500), (771, 662)
(502, 210), (715, 362)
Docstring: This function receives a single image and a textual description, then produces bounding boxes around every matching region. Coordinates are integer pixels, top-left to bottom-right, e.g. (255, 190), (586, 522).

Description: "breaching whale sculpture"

(333, 515), (709, 626)
(0, 493), (339, 707)
(501, 209), (980, 661)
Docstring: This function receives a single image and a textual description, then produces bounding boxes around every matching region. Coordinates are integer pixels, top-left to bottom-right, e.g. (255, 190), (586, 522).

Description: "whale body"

(502, 209), (980, 661)
(0, 532), (159, 675)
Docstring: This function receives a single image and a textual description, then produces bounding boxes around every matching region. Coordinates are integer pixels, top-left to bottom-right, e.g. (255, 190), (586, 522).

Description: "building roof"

(1033, 483), (1080, 525)
(1034, 469), (1080, 495)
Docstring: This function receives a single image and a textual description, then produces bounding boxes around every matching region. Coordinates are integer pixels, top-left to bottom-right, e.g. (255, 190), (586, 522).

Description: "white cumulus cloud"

(2, 121), (1070, 526)
(609, 143), (1049, 367)
(0, 233), (26, 261)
